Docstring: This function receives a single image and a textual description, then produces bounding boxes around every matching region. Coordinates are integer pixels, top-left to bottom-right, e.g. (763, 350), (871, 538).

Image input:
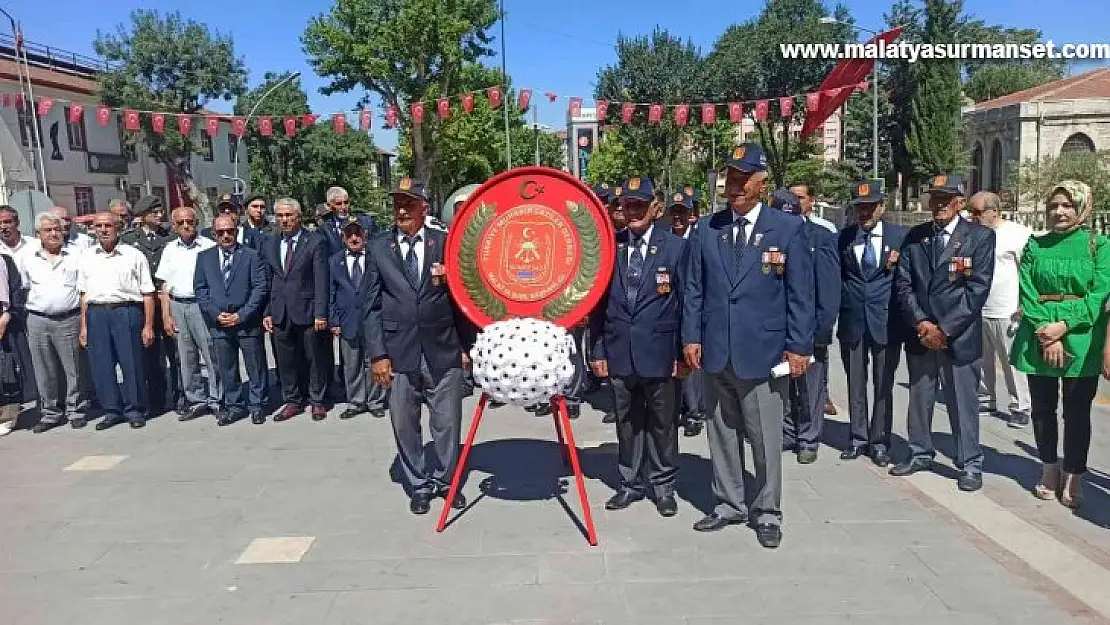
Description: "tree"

(884, 0), (925, 209)
(234, 72), (310, 202)
(302, 0), (499, 183)
(963, 64), (1063, 103)
(297, 127), (390, 224)
(584, 132), (641, 186)
(959, 21), (1065, 102)
(94, 10), (247, 223)
(841, 86), (895, 182)
(1008, 151), (1110, 216)
(905, 0), (966, 179)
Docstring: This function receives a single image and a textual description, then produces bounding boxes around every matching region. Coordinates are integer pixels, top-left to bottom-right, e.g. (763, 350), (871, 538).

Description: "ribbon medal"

(761, 247), (786, 276)
(656, 267), (671, 295)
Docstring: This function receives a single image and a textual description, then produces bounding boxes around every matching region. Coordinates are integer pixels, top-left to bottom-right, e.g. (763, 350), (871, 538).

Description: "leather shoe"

(438, 489), (466, 509)
(889, 458), (933, 477)
(824, 399), (837, 416)
(409, 491), (432, 515)
(369, 408), (386, 418)
(602, 412), (617, 424)
(70, 416), (87, 429)
(756, 523), (783, 548)
(250, 410), (265, 425)
(179, 403), (210, 422)
(274, 403), (302, 422)
(605, 489), (643, 511)
(95, 416), (122, 431)
(566, 404), (580, 419)
(871, 448), (892, 468)
(340, 406), (364, 420)
(129, 418), (146, 429)
(532, 403), (552, 416)
(840, 446), (866, 460)
(797, 449), (818, 465)
(683, 419), (704, 437)
(958, 472), (983, 492)
(693, 512), (746, 532)
(216, 411), (238, 427)
(655, 495), (678, 517)
(311, 405), (328, 421)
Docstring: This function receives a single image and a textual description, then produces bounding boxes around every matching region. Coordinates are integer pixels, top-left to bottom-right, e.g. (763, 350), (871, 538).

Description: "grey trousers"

(339, 336), (387, 410)
(980, 316), (1031, 416)
(841, 337), (901, 451)
(784, 346), (828, 451)
(906, 350), (983, 473)
(169, 300), (220, 409)
(25, 312), (85, 424)
(708, 368), (787, 526)
(389, 357), (463, 494)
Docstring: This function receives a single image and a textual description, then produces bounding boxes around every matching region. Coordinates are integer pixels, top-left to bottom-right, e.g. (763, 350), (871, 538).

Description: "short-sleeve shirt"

(155, 236), (215, 298)
(78, 243), (155, 304)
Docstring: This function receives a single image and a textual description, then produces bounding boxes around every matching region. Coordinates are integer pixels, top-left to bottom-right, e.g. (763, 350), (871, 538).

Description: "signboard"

(86, 152), (130, 175)
(445, 167), (616, 329)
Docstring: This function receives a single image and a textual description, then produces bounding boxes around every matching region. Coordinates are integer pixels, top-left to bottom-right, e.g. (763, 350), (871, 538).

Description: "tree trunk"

(169, 154), (212, 225)
(412, 124), (429, 184)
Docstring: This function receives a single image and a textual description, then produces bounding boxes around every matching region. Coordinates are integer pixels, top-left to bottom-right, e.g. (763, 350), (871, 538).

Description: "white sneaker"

(0, 422), (12, 436)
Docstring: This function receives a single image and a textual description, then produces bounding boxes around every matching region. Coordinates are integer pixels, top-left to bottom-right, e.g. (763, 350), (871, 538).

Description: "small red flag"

(302, 113), (318, 127)
(68, 103), (84, 124)
(259, 116), (273, 136)
(283, 116), (297, 136)
(805, 92), (820, 111)
(569, 97), (583, 118)
(13, 93), (23, 110)
(728, 102), (743, 123)
(359, 110), (371, 131)
(674, 104), (690, 127)
(462, 93), (475, 114)
(596, 100), (609, 121)
(436, 98), (450, 120)
(486, 87), (502, 109)
(648, 104), (663, 123)
(518, 89), (532, 111)
(151, 113), (165, 134)
(232, 117), (246, 137)
(385, 106), (398, 129)
(779, 96), (793, 119)
(701, 103), (716, 125)
(333, 113), (347, 134)
(411, 102), (425, 124)
(621, 103), (634, 124)
(204, 115), (219, 136)
(177, 114), (191, 135)
(1, 93), (9, 108)
(857, 81), (870, 91)
(37, 97), (54, 117)
(124, 109), (140, 131)
(754, 100), (769, 122)
(544, 92), (557, 103)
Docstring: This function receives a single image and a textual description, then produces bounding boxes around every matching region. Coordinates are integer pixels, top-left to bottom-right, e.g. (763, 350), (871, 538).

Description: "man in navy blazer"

(590, 177), (687, 518)
(892, 173), (995, 492)
(365, 178), (474, 516)
(682, 143), (814, 549)
(837, 181), (907, 467)
(262, 198), (333, 422)
(668, 189), (711, 438)
(194, 214), (270, 425)
(318, 186), (377, 257)
(773, 189), (840, 465)
(328, 221), (387, 420)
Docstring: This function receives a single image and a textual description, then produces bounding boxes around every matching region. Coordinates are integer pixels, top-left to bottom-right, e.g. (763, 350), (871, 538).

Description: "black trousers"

(141, 302), (180, 411)
(272, 318), (333, 406)
(1028, 375), (1097, 474)
(612, 374), (679, 497)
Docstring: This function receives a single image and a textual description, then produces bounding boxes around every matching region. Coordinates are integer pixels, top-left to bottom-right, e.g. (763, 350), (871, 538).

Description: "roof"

(972, 67), (1110, 110)
(0, 57), (99, 96)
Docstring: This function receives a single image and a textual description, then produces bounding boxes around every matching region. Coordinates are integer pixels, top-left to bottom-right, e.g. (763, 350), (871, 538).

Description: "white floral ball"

(471, 318), (576, 406)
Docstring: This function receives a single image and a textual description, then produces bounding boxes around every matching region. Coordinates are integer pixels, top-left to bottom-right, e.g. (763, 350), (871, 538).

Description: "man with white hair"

(106, 199), (133, 234)
(48, 206), (94, 251)
(320, 186), (377, 257)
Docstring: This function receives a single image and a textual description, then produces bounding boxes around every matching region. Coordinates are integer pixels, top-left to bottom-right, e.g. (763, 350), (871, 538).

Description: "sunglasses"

(174, 219), (197, 225)
(213, 228), (237, 235)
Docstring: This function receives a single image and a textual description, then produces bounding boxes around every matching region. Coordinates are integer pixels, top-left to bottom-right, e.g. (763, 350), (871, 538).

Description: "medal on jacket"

(430, 262), (446, 287)
(949, 256), (972, 281)
(656, 267), (671, 295)
(762, 246), (786, 276)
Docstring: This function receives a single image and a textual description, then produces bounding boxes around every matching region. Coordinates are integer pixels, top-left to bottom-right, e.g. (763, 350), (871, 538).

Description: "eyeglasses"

(174, 219), (197, 225)
(213, 228), (237, 235)
(332, 200), (349, 206)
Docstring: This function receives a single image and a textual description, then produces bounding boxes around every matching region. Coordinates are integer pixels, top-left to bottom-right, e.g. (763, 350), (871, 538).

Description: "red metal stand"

(435, 393), (599, 547)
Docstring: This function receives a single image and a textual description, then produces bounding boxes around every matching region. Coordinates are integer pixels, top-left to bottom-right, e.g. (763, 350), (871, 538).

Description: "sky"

(7, 0), (1109, 152)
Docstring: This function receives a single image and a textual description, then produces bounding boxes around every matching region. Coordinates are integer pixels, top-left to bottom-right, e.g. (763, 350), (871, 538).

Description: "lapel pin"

(753, 233), (764, 246)
(648, 245), (658, 255)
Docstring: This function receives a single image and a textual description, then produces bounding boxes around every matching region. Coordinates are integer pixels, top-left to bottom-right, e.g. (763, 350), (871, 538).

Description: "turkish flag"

(779, 96), (793, 119)
(302, 113), (317, 127)
(518, 89), (532, 111)
(37, 97), (54, 117)
(621, 103), (634, 124)
(596, 100), (609, 121)
(13, 93), (23, 110)
(124, 109), (141, 131)
(857, 81), (870, 91)
(359, 110), (371, 131)
(701, 103), (716, 125)
(805, 92), (821, 112)
(231, 117), (246, 137)
(462, 93), (475, 113)
(205, 115), (219, 136)
(486, 87), (502, 109)
(68, 103), (84, 124)
(151, 113), (165, 134)
(333, 113), (347, 134)
(436, 98), (450, 120)
(674, 104), (689, 127)
(569, 97), (582, 118)
(1, 93), (9, 108)
(753, 100), (769, 122)
(728, 102), (743, 123)
(177, 114), (191, 135)
(648, 104), (663, 123)
(259, 116), (273, 136)
(385, 106), (398, 128)
(411, 102), (425, 124)
(283, 116), (297, 136)
(802, 27), (902, 136)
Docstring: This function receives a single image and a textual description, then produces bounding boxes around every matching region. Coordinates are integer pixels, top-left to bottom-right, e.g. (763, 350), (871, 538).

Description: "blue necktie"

(934, 229), (949, 266)
(222, 249), (234, 287)
(859, 229), (878, 274)
(627, 236), (644, 304)
(349, 252), (363, 285)
(404, 235), (421, 285)
(733, 217), (748, 267)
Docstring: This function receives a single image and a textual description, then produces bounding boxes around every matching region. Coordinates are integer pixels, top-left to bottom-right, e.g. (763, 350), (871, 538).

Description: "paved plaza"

(1, 344), (1108, 625)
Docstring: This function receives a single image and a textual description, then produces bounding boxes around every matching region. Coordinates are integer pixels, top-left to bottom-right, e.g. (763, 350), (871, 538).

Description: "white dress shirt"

(156, 236), (215, 298)
(78, 243), (155, 304)
(278, 229), (303, 267)
(853, 220), (884, 265)
(346, 251), (365, 279)
(20, 248), (81, 315)
(731, 203), (762, 245)
(1, 236), (41, 287)
(396, 227), (426, 281)
(934, 215), (960, 254)
(626, 224), (653, 263)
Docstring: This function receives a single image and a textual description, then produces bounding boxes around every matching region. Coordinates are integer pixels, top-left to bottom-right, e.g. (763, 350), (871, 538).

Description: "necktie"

(627, 236), (644, 304)
(222, 250), (234, 287)
(860, 229), (878, 274)
(733, 217), (749, 267)
(349, 253), (363, 285)
(404, 235), (421, 285)
(934, 229), (949, 266)
(283, 236), (295, 272)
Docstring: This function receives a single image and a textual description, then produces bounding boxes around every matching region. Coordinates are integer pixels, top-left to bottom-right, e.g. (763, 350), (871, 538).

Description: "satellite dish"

(7, 190), (54, 236)
(442, 184), (480, 226)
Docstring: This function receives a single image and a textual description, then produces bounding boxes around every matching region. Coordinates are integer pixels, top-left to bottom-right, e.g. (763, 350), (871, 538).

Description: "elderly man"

(21, 213), (87, 432)
(968, 191), (1032, 428)
(107, 199), (132, 234)
(79, 212), (156, 430)
(668, 190), (710, 437)
(158, 207), (220, 422)
(263, 198), (333, 421)
(0, 205), (40, 406)
(195, 214), (270, 425)
(683, 143), (814, 548)
(320, 186), (377, 257)
(790, 183), (838, 418)
(46, 207), (94, 251)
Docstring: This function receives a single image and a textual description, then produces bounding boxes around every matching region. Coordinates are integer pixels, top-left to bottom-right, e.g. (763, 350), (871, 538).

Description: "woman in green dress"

(1012, 180), (1109, 509)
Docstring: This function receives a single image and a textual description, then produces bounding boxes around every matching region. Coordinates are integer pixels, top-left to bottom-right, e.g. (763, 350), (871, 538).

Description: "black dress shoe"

(180, 404), (211, 422)
(756, 523), (782, 548)
(129, 418), (146, 429)
(217, 411), (238, 427)
(437, 489), (466, 509)
(797, 449), (818, 465)
(70, 416), (87, 429)
(32, 421), (59, 434)
(693, 512), (746, 532)
(655, 495), (678, 517)
(605, 490), (644, 511)
(566, 405), (580, 419)
(957, 472), (983, 492)
(532, 403), (552, 416)
(871, 449), (892, 468)
(95, 417), (123, 431)
(840, 446), (866, 460)
(683, 420), (704, 437)
(409, 491), (432, 515)
(369, 408), (386, 418)
(250, 410), (266, 425)
(339, 407), (364, 420)
(602, 412), (617, 424)
(889, 458), (934, 477)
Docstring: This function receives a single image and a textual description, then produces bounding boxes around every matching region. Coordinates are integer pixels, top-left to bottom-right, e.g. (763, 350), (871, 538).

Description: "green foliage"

(905, 0), (966, 178)
(1008, 151), (1110, 215)
(963, 64), (1064, 103)
(584, 132), (640, 186)
(842, 87), (894, 182)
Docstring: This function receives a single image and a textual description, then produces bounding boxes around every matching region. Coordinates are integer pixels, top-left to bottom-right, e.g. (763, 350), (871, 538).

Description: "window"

(65, 106), (87, 151)
(227, 133), (239, 164)
(1061, 133), (1096, 155)
(116, 116), (137, 162)
(17, 104), (42, 148)
(151, 186), (167, 208)
(126, 185), (142, 205)
(200, 132), (214, 161)
(971, 143), (984, 193)
(990, 139), (1004, 191)
(74, 186), (95, 216)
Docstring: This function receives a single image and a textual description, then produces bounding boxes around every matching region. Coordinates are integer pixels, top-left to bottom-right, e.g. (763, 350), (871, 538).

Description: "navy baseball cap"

(770, 188), (803, 215)
(592, 182), (612, 204)
(667, 191), (693, 211)
(849, 179), (884, 205)
(724, 143), (768, 173)
(390, 177), (431, 203)
(620, 177), (654, 202)
(924, 173), (967, 197)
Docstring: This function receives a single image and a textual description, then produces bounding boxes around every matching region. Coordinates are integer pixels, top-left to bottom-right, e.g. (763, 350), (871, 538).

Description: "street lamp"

(231, 71), (302, 195)
(820, 17), (880, 179)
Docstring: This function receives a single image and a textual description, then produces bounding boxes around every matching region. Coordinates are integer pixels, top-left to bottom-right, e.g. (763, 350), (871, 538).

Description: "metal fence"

(0, 34), (113, 77)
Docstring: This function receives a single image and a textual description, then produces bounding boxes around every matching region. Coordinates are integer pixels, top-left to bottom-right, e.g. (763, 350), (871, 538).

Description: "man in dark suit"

(262, 198), (333, 422)
(892, 173), (995, 492)
(365, 178), (473, 516)
(837, 180), (907, 467)
(319, 186), (377, 257)
(194, 214), (270, 425)
(241, 194), (277, 252)
(773, 189), (840, 465)
(683, 143), (814, 549)
(328, 221), (387, 420)
(668, 190), (710, 437)
(590, 177), (687, 517)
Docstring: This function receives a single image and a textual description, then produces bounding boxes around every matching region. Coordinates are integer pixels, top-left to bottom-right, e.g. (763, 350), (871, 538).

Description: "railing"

(0, 34), (112, 77)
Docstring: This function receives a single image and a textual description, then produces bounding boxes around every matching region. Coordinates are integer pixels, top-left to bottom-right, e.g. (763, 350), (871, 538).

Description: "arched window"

(971, 143), (984, 193)
(990, 139), (1004, 191)
(1061, 132), (1096, 155)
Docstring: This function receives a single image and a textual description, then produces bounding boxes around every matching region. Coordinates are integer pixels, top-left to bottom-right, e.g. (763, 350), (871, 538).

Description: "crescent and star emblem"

(519, 180), (545, 200)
